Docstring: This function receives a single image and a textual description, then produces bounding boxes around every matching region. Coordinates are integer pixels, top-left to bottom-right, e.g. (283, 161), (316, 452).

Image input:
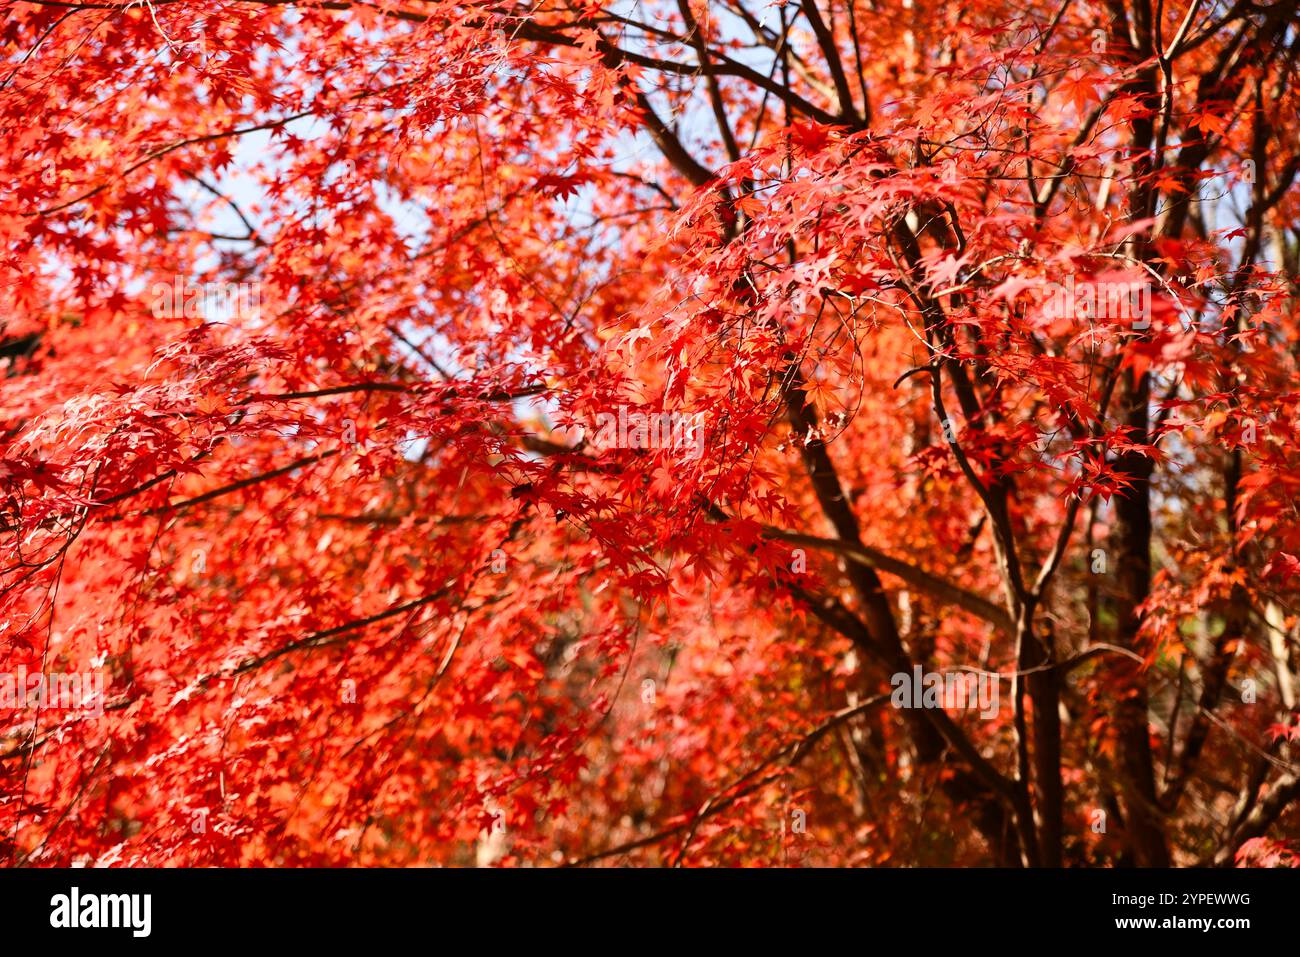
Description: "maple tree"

(2, 0), (1299, 868)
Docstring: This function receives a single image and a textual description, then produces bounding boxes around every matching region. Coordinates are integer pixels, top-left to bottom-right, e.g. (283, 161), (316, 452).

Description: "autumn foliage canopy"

(2, 0), (1300, 867)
